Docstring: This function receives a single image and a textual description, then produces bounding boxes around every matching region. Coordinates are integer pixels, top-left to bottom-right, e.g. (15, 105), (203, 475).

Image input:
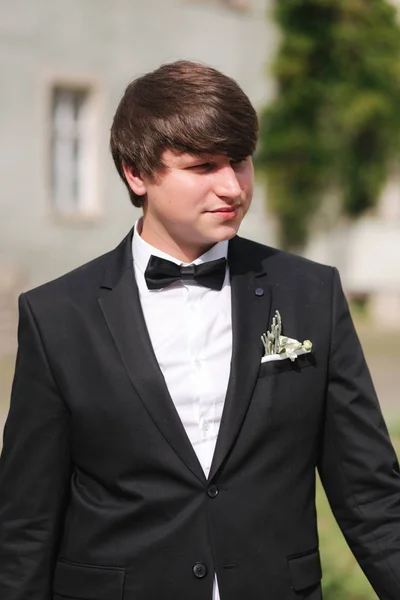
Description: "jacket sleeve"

(317, 267), (400, 599)
(0, 293), (72, 599)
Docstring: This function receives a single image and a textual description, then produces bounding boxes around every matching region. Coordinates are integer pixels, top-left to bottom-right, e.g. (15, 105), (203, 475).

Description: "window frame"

(43, 76), (103, 223)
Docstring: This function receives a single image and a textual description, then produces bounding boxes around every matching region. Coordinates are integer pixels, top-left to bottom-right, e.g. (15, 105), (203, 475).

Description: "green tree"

(256, 0), (400, 250)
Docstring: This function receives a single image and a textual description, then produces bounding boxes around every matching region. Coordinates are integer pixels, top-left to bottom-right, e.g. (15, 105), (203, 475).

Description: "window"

(50, 85), (99, 217)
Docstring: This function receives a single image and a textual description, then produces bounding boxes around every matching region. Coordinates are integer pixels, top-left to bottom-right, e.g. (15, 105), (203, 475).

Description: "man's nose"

(214, 164), (241, 198)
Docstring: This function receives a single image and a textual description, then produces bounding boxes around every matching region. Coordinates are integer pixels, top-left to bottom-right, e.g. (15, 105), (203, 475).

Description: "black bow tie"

(144, 255), (227, 291)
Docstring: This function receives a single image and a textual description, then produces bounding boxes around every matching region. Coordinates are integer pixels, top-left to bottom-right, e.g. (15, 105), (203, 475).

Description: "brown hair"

(110, 60), (259, 207)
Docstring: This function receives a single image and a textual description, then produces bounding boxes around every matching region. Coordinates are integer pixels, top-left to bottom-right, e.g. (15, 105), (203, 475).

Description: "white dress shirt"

(132, 220), (232, 600)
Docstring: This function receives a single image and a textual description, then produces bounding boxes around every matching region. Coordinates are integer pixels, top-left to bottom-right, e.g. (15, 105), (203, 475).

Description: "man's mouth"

(207, 204), (240, 220)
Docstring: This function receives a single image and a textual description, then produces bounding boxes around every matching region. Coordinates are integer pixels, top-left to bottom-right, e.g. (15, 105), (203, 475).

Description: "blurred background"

(0, 1), (399, 597)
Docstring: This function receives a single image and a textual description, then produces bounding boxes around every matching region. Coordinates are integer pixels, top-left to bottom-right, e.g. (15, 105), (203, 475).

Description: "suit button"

(193, 563), (207, 578)
(207, 485), (219, 498)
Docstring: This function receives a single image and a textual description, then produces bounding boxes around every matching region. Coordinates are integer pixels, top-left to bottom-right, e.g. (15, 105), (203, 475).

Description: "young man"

(1, 60), (400, 600)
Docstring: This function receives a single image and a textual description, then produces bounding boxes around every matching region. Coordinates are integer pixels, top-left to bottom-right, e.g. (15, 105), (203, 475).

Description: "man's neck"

(139, 219), (214, 263)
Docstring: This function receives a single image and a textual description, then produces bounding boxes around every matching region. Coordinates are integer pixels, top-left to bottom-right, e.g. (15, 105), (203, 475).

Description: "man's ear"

(122, 163), (147, 196)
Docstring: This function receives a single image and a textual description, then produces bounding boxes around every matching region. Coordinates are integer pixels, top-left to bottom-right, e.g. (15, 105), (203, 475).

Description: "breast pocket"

(53, 559), (125, 600)
(253, 351), (323, 434)
(258, 352), (315, 378)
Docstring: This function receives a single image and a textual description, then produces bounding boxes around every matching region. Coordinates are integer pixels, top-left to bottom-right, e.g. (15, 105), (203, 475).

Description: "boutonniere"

(261, 310), (312, 363)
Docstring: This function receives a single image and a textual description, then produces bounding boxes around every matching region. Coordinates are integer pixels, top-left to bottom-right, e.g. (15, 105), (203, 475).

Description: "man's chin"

(184, 221), (242, 255)
(210, 221), (242, 241)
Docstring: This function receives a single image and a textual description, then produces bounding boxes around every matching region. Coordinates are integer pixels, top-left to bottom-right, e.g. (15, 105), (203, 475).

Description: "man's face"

(134, 150), (254, 257)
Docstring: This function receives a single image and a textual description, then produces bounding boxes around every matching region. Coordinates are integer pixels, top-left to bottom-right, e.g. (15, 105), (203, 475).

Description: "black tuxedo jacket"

(1, 232), (400, 600)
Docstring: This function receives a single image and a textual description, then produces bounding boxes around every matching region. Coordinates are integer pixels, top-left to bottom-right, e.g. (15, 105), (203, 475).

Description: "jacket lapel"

(209, 236), (274, 480)
(98, 231), (206, 484)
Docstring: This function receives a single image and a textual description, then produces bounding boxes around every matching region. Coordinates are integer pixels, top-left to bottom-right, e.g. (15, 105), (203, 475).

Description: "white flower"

(279, 336), (313, 361)
(279, 336), (302, 353)
(285, 347), (298, 361)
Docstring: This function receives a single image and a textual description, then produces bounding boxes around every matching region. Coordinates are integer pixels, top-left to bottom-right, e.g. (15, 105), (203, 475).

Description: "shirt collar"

(132, 218), (229, 274)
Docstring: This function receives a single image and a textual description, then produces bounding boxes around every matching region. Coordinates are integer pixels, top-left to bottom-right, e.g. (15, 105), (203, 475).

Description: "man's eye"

(189, 163), (213, 171)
